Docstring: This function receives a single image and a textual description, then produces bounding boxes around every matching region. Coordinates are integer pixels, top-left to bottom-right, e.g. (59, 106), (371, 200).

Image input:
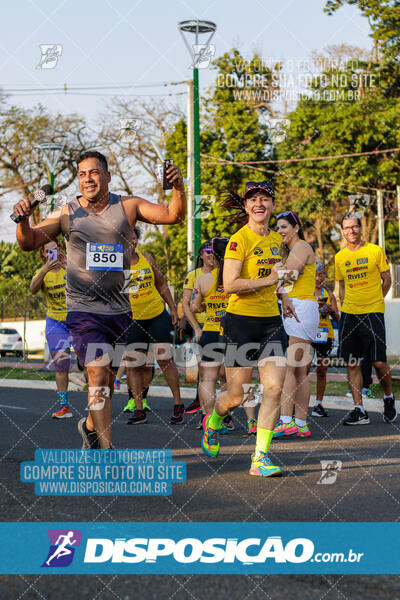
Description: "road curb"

(1, 378), (398, 413)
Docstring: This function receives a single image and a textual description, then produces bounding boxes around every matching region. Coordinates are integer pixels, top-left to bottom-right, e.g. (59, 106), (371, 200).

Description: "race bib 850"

(86, 243), (123, 271)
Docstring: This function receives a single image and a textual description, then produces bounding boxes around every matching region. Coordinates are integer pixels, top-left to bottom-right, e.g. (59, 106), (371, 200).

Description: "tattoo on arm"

(191, 289), (199, 301)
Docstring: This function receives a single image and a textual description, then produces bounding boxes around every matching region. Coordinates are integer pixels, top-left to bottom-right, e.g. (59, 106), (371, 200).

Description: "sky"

(0, 0), (372, 241)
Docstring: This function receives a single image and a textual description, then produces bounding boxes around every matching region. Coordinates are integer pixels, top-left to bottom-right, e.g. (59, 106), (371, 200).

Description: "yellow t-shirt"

(183, 267), (206, 324)
(34, 267), (67, 321)
(288, 262), (317, 301)
(335, 242), (389, 314)
(316, 287), (334, 339)
(129, 252), (164, 320)
(203, 269), (230, 332)
(224, 225), (282, 318)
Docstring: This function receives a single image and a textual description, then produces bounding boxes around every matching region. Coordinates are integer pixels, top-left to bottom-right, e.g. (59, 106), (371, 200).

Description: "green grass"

(1, 368), (399, 399)
(0, 367), (56, 381)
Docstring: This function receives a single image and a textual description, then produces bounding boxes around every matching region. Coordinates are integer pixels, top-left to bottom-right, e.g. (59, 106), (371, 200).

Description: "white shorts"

(283, 297), (319, 342)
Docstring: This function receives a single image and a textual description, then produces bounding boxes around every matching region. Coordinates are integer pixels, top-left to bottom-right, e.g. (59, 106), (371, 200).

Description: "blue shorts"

(45, 317), (72, 372)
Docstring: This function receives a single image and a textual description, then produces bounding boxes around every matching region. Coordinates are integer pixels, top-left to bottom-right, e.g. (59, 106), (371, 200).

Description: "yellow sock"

(255, 427), (273, 459)
(209, 409), (225, 430)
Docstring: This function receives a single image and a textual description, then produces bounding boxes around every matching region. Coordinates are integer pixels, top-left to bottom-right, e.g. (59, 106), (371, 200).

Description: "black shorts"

(127, 309), (173, 347)
(312, 338), (333, 359)
(312, 338), (333, 367)
(221, 312), (285, 368)
(338, 312), (387, 364)
(198, 330), (225, 363)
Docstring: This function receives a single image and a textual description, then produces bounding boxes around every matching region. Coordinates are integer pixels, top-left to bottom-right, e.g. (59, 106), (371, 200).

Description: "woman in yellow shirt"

(201, 181), (297, 478)
(30, 239), (72, 419)
(182, 240), (218, 416)
(190, 237), (230, 417)
(125, 227), (184, 425)
(273, 210), (319, 439)
(311, 261), (340, 418)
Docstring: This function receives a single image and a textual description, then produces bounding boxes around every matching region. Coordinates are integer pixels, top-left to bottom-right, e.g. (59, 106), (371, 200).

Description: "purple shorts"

(66, 311), (131, 367)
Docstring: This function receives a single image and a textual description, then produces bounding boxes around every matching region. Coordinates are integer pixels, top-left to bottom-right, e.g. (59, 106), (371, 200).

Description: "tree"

(0, 100), (94, 222)
(158, 48), (276, 292)
(274, 41), (400, 263)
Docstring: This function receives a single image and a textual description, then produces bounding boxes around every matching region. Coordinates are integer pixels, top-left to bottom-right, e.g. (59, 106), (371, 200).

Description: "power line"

(201, 154), (397, 195)
(1, 80), (187, 94)
(202, 147), (400, 166)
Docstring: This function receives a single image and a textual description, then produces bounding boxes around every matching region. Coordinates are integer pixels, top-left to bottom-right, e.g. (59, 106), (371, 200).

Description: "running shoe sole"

(249, 466), (282, 477)
(52, 411), (73, 419)
(185, 403), (201, 414)
(77, 417), (99, 449)
(383, 410), (397, 424)
(343, 418), (370, 425)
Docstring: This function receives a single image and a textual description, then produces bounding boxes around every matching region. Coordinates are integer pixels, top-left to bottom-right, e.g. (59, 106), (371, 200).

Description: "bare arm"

(223, 258), (279, 295)
(281, 241), (311, 280)
(381, 270), (392, 297)
(327, 291), (340, 322)
(190, 274), (212, 314)
(30, 266), (47, 294)
(145, 253), (178, 324)
(14, 203), (63, 251)
(338, 280), (345, 306)
(182, 288), (202, 338)
(123, 166), (186, 226)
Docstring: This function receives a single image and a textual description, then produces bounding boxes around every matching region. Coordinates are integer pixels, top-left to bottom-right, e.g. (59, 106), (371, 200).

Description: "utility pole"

(178, 19), (217, 265)
(187, 80), (194, 270)
(377, 189), (385, 250)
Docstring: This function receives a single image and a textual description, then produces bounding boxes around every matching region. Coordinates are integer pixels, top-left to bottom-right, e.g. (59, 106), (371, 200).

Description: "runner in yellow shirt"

(335, 214), (396, 425)
(190, 237), (230, 418)
(201, 181), (298, 477)
(182, 240), (217, 416)
(311, 261), (340, 418)
(125, 227), (184, 425)
(273, 210), (319, 439)
(30, 239), (72, 419)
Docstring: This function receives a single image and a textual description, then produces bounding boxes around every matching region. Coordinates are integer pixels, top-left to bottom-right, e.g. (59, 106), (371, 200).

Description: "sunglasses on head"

(277, 210), (299, 224)
(202, 248), (213, 255)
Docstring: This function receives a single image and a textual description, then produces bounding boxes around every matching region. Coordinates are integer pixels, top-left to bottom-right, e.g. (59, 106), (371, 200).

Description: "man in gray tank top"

(13, 150), (186, 449)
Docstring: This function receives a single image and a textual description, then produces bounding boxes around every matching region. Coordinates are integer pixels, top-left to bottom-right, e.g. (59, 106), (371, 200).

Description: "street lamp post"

(178, 19), (216, 266)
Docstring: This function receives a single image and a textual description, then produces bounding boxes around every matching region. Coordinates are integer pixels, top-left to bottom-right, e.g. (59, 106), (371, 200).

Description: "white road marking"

(0, 404), (26, 410)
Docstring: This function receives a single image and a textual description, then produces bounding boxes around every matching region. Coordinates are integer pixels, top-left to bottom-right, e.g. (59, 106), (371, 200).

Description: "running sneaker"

(127, 409), (147, 425)
(311, 404), (328, 418)
(52, 406), (72, 419)
(170, 404), (185, 425)
(249, 451), (282, 477)
(201, 413), (220, 457)
(77, 417), (100, 449)
(247, 419), (257, 435)
(343, 407), (370, 425)
(383, 396), (397, 423)
(185, 399), (201, 414)
(123, 398), (150, 413)
(362, 387), (375, 399)
(272, 419), (298, 438)
(223, 415), (235, 431)
(114, 380), (120, 390)
(346, 389), (352, 398)
(123, 398), (136, 412)
(296, 423), (311, 437)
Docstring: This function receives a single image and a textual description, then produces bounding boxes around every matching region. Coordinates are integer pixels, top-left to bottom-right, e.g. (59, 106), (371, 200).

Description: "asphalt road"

(1, 387), (400, 599)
